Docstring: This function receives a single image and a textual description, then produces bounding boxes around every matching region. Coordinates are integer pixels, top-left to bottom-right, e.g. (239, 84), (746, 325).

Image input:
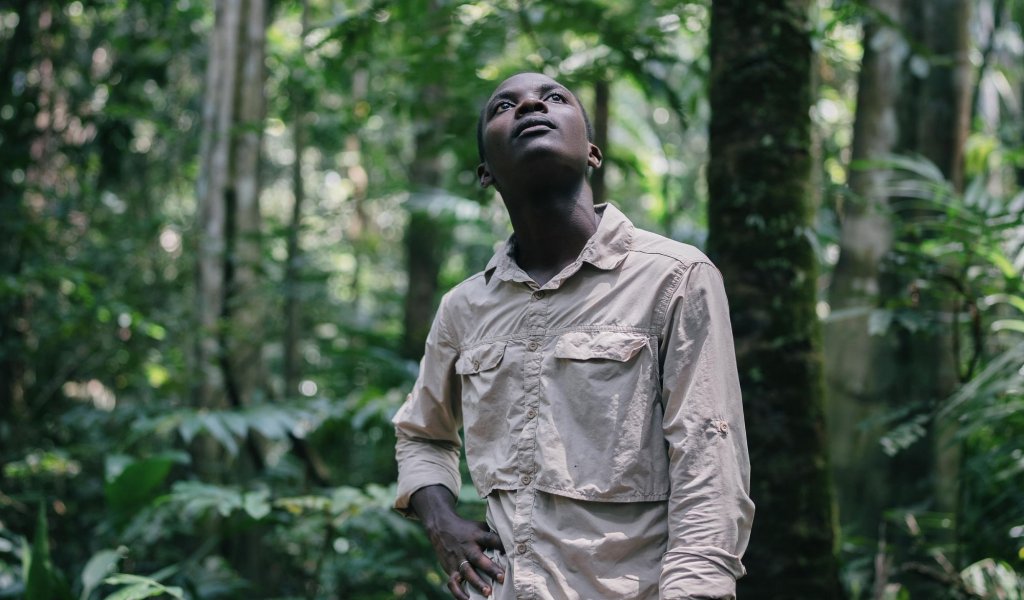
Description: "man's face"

(477, 72), (601, 189)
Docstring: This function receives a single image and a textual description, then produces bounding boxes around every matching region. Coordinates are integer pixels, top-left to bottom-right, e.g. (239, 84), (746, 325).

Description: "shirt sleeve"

(659, 261), (754, 599)
(392, 292), (463, 516)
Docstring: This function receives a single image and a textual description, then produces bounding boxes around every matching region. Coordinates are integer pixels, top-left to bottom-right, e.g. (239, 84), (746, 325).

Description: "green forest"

(1, 0), (1022, 598)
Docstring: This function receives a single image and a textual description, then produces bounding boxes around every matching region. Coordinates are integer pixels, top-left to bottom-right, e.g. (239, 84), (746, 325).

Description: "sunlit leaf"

(80, 548), (124, 600)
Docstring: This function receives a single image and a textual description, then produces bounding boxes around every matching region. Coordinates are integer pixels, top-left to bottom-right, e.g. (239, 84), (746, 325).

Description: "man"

(393, 72), (753, 600)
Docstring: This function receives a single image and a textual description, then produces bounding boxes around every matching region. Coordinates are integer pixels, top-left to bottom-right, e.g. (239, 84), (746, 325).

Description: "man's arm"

(408, 485), (505, 599)
(393, 294), (504, 598)
(659, 262), (754, 600)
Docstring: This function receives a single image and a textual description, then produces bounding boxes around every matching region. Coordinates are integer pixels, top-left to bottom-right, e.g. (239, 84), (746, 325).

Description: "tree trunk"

(824, 0), (905, 546)
(400, 76), (456, 360)
(283, 0), (309, 401)
(824, 0), (971, 592)
(889, 0), (970, 514)
(890, 0), (970, 587)
(0, 0), (39, 475)
(401, 195), (455, 359)
(912, 0), (972, 193)
(194, 0), (268, 468)
(193, 0), (269, 584)
(707, 1), (843, 597)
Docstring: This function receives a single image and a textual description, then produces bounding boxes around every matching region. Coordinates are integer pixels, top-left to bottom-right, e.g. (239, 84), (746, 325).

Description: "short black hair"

(476, 88), (595, 162)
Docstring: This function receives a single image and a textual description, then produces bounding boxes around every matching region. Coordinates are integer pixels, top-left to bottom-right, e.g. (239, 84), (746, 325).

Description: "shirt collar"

(484, 203), (634, 286)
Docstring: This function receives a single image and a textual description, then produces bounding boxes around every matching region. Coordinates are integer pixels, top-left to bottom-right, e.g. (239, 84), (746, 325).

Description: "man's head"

(476, 78), (595, 162)
(476, 72), (602, 190)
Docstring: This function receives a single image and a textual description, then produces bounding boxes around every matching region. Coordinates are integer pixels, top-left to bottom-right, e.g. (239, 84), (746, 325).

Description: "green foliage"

(25, 505), (72, 600)
(858, 154), (1024, 596)
(105, 453), (190, 518)
(102, 573), (184, 600)
(1, 0), (1021, 598)
(80, 549), (124, 600)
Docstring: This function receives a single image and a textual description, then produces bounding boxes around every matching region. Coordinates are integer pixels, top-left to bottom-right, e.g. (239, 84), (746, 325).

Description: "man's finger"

(448, 572), (470, 600)
(469, 549), (504, 584)
(461, 559), (493, 598)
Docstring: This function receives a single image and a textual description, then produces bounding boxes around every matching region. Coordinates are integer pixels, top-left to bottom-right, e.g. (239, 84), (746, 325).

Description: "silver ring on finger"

(458, 559), (471, 573)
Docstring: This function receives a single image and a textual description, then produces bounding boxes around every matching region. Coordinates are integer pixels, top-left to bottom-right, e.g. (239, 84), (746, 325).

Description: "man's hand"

(410, 485), (506, 599)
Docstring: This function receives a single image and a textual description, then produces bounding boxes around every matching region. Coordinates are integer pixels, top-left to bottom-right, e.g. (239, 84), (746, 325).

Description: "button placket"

(511, 486), (539, 597)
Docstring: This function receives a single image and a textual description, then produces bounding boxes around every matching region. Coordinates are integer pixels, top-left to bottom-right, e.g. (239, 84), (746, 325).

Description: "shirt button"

(472, 359), (480, 369)
(532, 290), (545, 300)
(521, 474), (532, 485)
(516, 543), (527, 554)
(526, 408), (537, 419)
(528, 341), (539, 351)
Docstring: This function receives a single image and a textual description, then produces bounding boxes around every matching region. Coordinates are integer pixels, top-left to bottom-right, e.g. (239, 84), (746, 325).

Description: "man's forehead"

(489, 72), (568, 99)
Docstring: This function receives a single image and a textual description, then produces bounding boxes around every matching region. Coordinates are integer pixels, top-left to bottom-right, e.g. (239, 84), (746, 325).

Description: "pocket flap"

(553, 331), (649, 362)
(455, 341), (507, 374)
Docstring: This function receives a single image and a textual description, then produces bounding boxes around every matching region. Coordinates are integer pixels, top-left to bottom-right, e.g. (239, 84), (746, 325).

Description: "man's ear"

(587, 143), (603, 170)
(477, 162), (494, 188)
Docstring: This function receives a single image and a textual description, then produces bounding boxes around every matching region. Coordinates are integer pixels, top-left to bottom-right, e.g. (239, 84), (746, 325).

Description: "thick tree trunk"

(401, 79), (456, 360)
(889, 1), (970, 512)
(707, 1), (843, 597)
(0, 0), (38, 462)
(890, 0), (970, 586)
(825, 0), (971, 592)
(825, 0), (904, 546)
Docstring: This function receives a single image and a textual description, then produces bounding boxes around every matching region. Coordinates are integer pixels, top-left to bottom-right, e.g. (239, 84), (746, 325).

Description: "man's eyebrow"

(487, 90), (518, 109)
(486, 83), (572, 111)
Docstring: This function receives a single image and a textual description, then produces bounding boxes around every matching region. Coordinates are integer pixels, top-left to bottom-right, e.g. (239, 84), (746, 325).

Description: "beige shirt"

(393, 204), (753, 599)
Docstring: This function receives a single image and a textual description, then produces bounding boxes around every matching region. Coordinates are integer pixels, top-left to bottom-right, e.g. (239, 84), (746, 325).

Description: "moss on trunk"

(707, 1), (844, 597)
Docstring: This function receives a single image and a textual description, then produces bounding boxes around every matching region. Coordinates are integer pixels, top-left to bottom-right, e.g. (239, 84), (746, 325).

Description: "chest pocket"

(455, 340), (516, 495)
(553, 330), (648, 362)
(538, 330), (669, 501)
(455, 341), (506, 375)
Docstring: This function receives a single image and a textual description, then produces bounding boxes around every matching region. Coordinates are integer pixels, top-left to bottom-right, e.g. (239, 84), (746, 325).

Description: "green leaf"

(201, 413), (239, 456)
(242, 491), (271, 520)
(25, 505), (72, 600)
(247, 407), (293, 440)
(868, 309), (893, 336)
(105, 454), (188, 516)
(80, 549), (123, 600)
(169, 481), (243, 518)
(220, 411), (249, 438)
(177, 414), (202, 445)
(983, 293), (1024, 315)
(102, 574), (183, 600)
(102, 583), (162, 600)
(993, 319), (1024, 334)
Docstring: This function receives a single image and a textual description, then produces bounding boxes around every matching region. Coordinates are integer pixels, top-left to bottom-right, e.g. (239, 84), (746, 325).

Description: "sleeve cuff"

(393, 435), (462, 517)
(660, 546), (744, 599)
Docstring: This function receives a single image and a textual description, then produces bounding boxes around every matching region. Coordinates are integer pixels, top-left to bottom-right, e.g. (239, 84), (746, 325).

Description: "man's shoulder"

(438, 270), (490, 307)
(628, 226), (714, 269)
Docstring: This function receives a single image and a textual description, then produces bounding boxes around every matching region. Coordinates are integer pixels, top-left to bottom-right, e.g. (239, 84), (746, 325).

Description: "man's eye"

(547, 93), (566, 103)
(494, 100), (513, 113)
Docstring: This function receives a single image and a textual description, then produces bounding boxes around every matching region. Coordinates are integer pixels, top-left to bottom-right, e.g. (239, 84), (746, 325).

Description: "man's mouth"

(514, 118), (555, 138)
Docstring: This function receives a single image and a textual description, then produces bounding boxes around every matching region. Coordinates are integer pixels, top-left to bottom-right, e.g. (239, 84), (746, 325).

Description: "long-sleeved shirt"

(393, 203), (754, 599)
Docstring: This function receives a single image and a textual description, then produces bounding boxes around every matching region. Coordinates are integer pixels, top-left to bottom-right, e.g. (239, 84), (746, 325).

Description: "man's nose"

(515, 96), (547, 117)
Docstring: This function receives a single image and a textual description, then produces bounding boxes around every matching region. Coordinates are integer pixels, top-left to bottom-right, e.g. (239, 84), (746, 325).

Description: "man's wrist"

(409, 484), (459, 530)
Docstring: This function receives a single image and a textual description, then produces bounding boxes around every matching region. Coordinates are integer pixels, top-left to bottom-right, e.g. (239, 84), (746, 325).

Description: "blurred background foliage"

(0, 0), (1021, 598)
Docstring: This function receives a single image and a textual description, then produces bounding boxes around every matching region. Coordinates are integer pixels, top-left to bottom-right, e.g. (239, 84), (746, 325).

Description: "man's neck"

(501, 178), (599, 287)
